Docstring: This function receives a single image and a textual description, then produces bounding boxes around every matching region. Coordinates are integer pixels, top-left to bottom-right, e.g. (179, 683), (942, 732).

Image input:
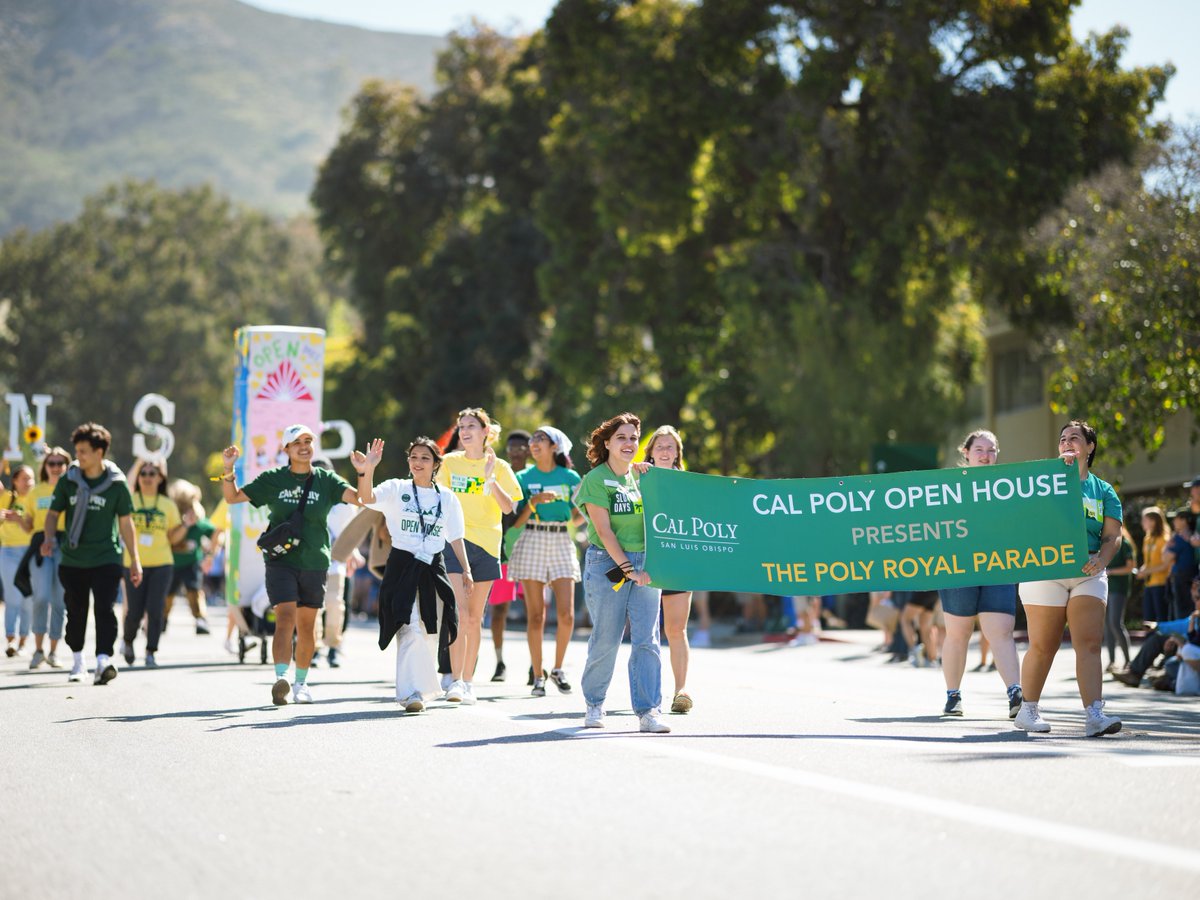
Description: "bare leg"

(978, 612), (1020, 688)
(294, 607), (319, 668)
(1066, 595), (1106, 707)
(550, 578), (575, 670)
(272, 602), (297, 666)
(978, 630), (991, 667)
(662, 592), (692, 694)
(448, 575), (495, 683)
(490, 600), (509, 660)
(941, 613), (974, 691)
(522, 580), (547, 677)
(1021, 605), (1067, 702)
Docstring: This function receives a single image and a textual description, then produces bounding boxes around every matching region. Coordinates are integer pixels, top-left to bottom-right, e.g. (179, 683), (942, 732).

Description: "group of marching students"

(5, 411), (1185, 738)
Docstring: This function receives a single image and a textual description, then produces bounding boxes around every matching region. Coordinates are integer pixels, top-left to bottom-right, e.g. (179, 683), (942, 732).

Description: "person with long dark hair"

(1015, 421), (1122, 737)
(509, 425), (582, 697)
(356, 437), (471, 712)
(26, 447), (71, 668)
(576, 412), (669, 733)
(2, 465), (35, 657)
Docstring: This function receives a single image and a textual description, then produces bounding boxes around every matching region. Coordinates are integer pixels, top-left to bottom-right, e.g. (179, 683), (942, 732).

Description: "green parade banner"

(640, 459), (1088, 596)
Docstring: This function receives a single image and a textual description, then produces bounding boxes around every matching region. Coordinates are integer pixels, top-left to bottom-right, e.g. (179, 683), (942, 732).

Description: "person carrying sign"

(576, 412), (669, 734)
(937, 431), (1023, 720)
(218, 424), (359, 705)
(1015, 421), (1122, 737)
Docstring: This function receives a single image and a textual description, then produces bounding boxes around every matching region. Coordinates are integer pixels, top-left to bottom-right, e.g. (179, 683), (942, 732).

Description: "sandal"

(670, 691), (693, 714)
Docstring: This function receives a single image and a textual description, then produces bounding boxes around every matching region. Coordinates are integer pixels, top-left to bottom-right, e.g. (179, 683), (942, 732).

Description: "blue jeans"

(31, 545), (66, 639)
(2, 545), (32, 637)
(580, 547), (663, 715)
(938, 583), (1017, 617)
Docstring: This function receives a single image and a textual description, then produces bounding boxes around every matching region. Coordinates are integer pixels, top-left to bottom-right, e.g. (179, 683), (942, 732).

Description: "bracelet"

(222, 472), (236, 482)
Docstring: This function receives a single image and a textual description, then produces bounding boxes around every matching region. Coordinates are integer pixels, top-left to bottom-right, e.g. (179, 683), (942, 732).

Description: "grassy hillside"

(0, 0), (443, 233)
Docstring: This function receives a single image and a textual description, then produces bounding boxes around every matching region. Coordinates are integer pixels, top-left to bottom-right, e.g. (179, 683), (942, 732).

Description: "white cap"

(281, 423), (317, 447)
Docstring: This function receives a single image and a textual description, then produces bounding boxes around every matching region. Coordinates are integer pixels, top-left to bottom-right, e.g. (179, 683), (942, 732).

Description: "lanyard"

(410, 481), (443, 545)
(135, 492), (157, 530)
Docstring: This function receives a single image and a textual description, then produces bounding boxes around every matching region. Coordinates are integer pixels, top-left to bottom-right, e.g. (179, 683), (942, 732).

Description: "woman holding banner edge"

(1015, 421), (1122, 737)
(937, 430), (1023, 719)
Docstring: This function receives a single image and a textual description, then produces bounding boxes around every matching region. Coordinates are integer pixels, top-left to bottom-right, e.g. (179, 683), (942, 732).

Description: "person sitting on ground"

(1113, 575), (1200, 689)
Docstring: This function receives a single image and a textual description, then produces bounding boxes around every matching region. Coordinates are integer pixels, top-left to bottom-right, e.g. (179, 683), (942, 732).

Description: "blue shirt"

(1080, 473), (1122, 554)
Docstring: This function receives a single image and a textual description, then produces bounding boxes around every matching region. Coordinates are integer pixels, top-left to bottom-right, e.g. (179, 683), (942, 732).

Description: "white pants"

(315, 572), (346, 649)
(394, 600), (441, 701)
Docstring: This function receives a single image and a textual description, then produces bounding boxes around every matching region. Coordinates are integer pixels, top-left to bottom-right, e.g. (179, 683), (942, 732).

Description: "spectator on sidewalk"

(1113, 575), (1200, 690)
(1137, 506), (1171, 621)
(1164, 509), (1197, 620)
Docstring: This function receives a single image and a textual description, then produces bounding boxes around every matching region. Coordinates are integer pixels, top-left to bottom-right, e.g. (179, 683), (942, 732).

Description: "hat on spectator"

(1183, 475), (1200, 488)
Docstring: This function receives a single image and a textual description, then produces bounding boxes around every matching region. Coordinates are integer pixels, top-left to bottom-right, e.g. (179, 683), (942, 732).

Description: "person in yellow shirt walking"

(121, 459), (185, 668)
(2, 465), (35, 657)
(27, 448), (71, 668)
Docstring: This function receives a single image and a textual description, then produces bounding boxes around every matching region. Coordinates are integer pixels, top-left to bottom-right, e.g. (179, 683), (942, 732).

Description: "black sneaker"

(549, 668), (572, 694)
(1007, 685), (1023, 719)
(943, 692), (963, 716)
(531, 678), (546, 698)
(195, 619), (210, 636)
(491, 660), (507, 682)
(327, 648), (340, 668)
(527, 665), (535, 686)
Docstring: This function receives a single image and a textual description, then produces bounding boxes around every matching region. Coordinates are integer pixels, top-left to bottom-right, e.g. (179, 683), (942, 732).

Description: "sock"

(495, 649), (503, 663)
(295, 667), (309, 685)
(1022, 700), (1038, 711)
(946, 689), (961, 697)
(275, 663), (288, 679)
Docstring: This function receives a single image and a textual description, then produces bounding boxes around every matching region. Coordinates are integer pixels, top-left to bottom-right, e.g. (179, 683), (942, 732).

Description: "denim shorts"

(938, 584), (1017, 617)
(443, 538), (502, 582)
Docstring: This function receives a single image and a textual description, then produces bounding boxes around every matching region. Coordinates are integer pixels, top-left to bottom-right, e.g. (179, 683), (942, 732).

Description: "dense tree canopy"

(0, 180), (332, 481)
(312, 1), (1170, 476)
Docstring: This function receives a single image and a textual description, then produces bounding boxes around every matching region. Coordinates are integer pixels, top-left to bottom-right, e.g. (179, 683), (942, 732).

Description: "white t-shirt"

(1176, 643), (1200, 696)
(367, 480), (464, 556)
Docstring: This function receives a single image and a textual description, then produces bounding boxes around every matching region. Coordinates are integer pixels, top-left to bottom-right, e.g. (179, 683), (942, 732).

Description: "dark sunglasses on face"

(46, 460), (67, 468)
(140, 470), (159, 478)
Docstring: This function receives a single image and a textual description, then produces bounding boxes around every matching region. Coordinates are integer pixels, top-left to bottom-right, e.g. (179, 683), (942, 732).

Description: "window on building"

(993, 347), (1043, 413)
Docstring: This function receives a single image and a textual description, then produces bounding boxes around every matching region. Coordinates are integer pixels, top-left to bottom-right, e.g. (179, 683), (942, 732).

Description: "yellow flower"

(23, 424), (43, 445)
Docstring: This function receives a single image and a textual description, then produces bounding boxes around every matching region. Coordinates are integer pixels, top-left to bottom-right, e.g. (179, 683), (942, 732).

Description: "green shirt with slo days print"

(575, 463), (645, 552)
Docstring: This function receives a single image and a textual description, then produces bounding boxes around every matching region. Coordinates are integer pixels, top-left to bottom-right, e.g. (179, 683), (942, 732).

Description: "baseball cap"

(1183, 475), (1200, 489)
(281, 423), (316, 446)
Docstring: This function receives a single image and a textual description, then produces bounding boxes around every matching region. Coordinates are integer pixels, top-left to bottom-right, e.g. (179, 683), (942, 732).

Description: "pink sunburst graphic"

(255, 360), (314, 402)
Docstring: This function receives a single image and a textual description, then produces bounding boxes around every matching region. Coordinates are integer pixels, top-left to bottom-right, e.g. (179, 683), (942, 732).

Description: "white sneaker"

(292, 683), (314, 704)
(445, 680), (466, 703)
(690, 629), (711, 649)
(440, 672), (454, 692)
(223, 638), (236, 654)
(1014, 701), (1051, 733)
(402, 692), (424, 713)
(68, 658), (88, 682)
(1085, 700), (1121, 737)
(584, 705), (605, 728)
(460, 682), (477, 705)
(29, 649), (46, 669)
(94, 655), (118, 685)
(639, 710), (671, 734)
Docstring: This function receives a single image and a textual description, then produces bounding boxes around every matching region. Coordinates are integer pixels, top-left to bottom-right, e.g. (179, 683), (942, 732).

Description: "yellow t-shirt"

(1143, 536), (1169, 587)
(123, 492), (182, 568)
(435, 452), (523, 558)
(209, 498), (230, 531)
(29, 481), (65, 533)
(0, 491), (32, 548)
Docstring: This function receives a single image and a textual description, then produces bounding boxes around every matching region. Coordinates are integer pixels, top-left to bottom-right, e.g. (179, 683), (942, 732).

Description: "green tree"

(1033, 122), (1200, 463)
(0, 180), (332, 484)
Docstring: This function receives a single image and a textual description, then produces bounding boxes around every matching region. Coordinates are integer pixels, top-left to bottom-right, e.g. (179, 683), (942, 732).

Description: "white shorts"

(1020, 573), (1108, 607)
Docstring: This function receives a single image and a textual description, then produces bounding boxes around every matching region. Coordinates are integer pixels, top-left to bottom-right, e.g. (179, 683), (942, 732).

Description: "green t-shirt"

(576, 463), (645, 552)
(50, 471), (134, 568)
(1107, 535), (1134, 593)
(173, 518), (217, 568)
(516, 465), (582, 523)
(242, 466), (352, 571)
(1080, 472), (1122, 554)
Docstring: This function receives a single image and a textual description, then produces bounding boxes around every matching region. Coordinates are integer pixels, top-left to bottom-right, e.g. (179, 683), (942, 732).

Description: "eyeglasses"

(139, 470), (159, 478)
(529, 433), (549, 443)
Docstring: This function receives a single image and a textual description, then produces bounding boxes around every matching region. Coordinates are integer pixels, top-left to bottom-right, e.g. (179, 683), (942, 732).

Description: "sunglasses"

(45, 460), (68, 468)
(139, 470), (160, 478)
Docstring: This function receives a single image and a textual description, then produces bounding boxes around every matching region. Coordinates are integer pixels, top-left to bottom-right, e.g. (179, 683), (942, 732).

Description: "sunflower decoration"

(24, 424), (43, 446)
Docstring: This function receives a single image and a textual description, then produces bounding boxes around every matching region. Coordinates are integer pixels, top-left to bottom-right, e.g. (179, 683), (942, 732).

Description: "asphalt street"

(2, 605), (1197, 900)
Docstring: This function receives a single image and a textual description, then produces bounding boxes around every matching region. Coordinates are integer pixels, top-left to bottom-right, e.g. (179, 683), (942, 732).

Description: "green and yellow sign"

(640, 460), (1088, 595)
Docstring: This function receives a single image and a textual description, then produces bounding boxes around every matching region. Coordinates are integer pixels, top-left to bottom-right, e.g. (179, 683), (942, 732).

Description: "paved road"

(3, 606), (1197, 900)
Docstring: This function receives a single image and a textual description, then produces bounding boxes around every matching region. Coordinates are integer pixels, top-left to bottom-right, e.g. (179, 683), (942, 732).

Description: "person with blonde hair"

(2, 464), (35, 657)
(26, 447), (71, 668)
(120, 458), (185, 667)
(166, 478), (218, 636)
(436, 407), (523, 704)
(1136, 506), (1170, 621)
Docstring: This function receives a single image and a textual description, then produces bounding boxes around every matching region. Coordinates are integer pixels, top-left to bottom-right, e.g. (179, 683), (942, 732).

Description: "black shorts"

(442, 538), (502, 582)
(899, 590), (939, 611)
(264, 565), (326, 609)
(170, 564), (202, 595)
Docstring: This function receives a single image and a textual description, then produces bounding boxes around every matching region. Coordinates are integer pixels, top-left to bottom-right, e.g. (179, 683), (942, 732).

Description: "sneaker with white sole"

(94, 655), (118, 685)
(1014, 701), (1051, 733)
(402, 692), (424, 713)
(549, 668), (572, 694)
(29, 649), (45, 670)
(440, 673), (454, 693)
(532, 677), (546, 698)
(46, 651), (62, 668)
(445, 680), (466, 703)
(639, 710), (671, 734)
(1085, 700), (1121, 737)
(68, 658), (88, 682)
(460, 682), (477, 705)
(1007, 685), (1023, 719)
(584, 705), (604, 728)
(942, 692), (963, 716)
(293, 683), (313, 704)
(271, 677), (290, 706)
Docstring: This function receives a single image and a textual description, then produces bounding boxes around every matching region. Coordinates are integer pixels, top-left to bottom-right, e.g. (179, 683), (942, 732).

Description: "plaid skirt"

(508, 524), (581, 584)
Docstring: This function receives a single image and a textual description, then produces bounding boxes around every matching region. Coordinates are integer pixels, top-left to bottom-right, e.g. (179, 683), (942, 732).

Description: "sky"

(241, 0), (1197, 121)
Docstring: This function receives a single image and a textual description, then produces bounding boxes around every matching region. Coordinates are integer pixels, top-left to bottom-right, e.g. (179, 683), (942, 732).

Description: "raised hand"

(221, 445), (241, 469)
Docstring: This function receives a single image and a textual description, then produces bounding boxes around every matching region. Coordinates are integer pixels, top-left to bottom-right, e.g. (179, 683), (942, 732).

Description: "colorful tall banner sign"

(641, 460), (1088, 596)
(228, 326), (326, 607)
